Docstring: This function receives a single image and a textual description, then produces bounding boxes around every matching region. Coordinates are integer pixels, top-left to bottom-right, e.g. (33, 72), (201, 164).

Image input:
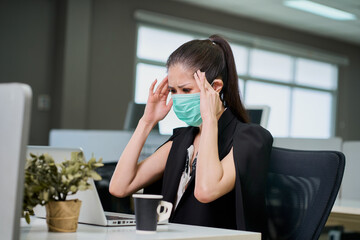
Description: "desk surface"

(326, 199), (360, 232)
(20, 218), (260, 240)
(332, 199), (360, 214)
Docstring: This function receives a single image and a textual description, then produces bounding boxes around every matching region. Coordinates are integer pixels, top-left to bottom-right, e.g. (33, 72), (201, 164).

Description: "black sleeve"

(233, 123), (273, 239)
(143, 127), (188, 195)
(154, 127), (185, 151)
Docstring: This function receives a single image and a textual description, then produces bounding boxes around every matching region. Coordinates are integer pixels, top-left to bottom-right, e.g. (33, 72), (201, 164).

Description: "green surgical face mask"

(172, 93), (202, 127)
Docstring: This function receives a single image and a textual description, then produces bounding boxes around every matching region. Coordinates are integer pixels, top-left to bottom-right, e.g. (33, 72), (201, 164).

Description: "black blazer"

(145, 109), (273, 239)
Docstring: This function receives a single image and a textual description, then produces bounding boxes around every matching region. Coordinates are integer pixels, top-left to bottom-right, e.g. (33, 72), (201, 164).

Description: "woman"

(109, 34), (273, 238)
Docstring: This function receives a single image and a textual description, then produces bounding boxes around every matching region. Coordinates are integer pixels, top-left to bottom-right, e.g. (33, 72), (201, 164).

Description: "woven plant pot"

(45, 199), (82, 232)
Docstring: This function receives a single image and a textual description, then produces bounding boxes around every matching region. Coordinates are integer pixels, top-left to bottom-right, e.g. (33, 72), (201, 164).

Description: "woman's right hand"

(141, 76), (173, 127)
(110, 75), (173, 198)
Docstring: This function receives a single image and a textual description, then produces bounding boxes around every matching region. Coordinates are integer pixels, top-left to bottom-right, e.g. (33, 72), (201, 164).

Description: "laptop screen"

(94, 163), (134, 214)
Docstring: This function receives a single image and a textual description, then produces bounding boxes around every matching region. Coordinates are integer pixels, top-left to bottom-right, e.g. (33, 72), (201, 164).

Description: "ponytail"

(167, 34), (249, 123)
(209, 35), (249, 123)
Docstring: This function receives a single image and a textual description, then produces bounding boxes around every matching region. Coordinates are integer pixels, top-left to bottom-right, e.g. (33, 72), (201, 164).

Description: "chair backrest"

(266, 147), (345, 240)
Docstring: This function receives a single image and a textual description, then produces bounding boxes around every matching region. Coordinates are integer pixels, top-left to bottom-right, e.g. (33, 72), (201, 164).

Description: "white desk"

(326, 199), (360, 232)
(20, 218), (260, 240)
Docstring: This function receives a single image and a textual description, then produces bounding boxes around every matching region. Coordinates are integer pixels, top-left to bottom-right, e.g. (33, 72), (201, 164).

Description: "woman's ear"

(211, 79), (223, 93)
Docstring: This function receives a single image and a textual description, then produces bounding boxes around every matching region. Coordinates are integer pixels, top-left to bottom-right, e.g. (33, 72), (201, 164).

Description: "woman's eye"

(169, 89), (176, 94)
(183, 88), (191, 93)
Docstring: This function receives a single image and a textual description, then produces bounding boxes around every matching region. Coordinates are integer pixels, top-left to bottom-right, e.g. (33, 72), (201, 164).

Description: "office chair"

(266, 147), (345, 240)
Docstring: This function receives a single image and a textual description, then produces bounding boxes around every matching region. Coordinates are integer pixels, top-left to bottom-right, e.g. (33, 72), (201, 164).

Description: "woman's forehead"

(168, 64), (196, 86)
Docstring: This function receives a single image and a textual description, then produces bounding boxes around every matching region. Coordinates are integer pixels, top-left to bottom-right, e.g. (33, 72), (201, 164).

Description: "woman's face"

(167, 64), (200, 95)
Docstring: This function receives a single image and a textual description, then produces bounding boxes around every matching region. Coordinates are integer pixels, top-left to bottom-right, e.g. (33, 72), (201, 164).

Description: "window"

(135, 26), (196, 135)
(231, 45), (248, 75)
(295, 58), (337, 89)
(134, 25), (338, 138)
(135, 63), (167, 103)
(291, 89), (332, 138)
(249, 49), (293, 83)
(245, 81), (291, 137)
(137, 26), (194, 62)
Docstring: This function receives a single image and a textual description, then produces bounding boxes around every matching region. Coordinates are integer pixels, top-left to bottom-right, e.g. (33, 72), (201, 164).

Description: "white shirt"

(174, 145), (197, 209)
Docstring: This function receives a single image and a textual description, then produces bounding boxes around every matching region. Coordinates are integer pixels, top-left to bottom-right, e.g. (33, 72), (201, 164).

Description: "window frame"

(134, 23), (338, 138)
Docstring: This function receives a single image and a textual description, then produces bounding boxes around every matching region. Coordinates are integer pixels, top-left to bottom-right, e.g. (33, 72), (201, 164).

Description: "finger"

(166, 98), (173, 110)
(160, 85), (171, 102)
(199, 71), (213, 91)
(156, 75), (168, 90)
(149, 79), (158, 95)
(198, 72), (216, 92)
(160, 78), (169, 95)
(163, 84), (171, 97)
(197, 70), (208, 90)
(194, 71), (204, 92)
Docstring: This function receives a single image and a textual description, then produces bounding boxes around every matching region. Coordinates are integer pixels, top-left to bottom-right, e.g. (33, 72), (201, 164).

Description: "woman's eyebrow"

(168, 83), (191, 88)
(178, 83), (191, 88)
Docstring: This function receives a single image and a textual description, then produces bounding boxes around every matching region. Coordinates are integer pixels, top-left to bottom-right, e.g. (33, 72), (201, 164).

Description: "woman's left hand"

(194, 70), (223, 124)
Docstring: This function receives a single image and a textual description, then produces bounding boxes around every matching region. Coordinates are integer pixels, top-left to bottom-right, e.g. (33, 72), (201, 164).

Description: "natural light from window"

(134, 25), (338, 138)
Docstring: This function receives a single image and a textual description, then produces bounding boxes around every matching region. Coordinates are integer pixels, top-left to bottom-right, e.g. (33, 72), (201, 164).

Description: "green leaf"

(78, 184), (87, 191)
(73, 172), (82, 179)
(43, 190), (49, 202)
(23, 151), (103, 209)
(93, 163), (104, 167)
(70, 185), (77, 193)
(25, 212), (30, 224)
(89, 171), (102, 181)
(88, 157), (96, 165)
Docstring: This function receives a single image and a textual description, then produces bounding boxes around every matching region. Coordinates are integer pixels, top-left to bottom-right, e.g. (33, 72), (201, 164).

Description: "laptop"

(26, 146), (136, 226)
(0, 83), (32, 240)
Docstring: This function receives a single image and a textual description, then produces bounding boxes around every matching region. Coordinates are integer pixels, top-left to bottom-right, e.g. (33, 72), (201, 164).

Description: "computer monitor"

(0, 83), (32, 240)
(246, 105), (270, 128)
(123, 102), (159, 131)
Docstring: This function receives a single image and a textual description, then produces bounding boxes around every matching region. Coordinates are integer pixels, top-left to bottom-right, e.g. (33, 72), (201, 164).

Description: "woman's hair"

(166, 34), (249, 123)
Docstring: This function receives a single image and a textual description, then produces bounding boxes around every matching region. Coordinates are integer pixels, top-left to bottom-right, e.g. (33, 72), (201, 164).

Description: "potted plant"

(22, 151), (103, 232)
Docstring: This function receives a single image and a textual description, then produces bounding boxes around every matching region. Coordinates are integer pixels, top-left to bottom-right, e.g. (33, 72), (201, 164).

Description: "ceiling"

(175, 0), (360, 46)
